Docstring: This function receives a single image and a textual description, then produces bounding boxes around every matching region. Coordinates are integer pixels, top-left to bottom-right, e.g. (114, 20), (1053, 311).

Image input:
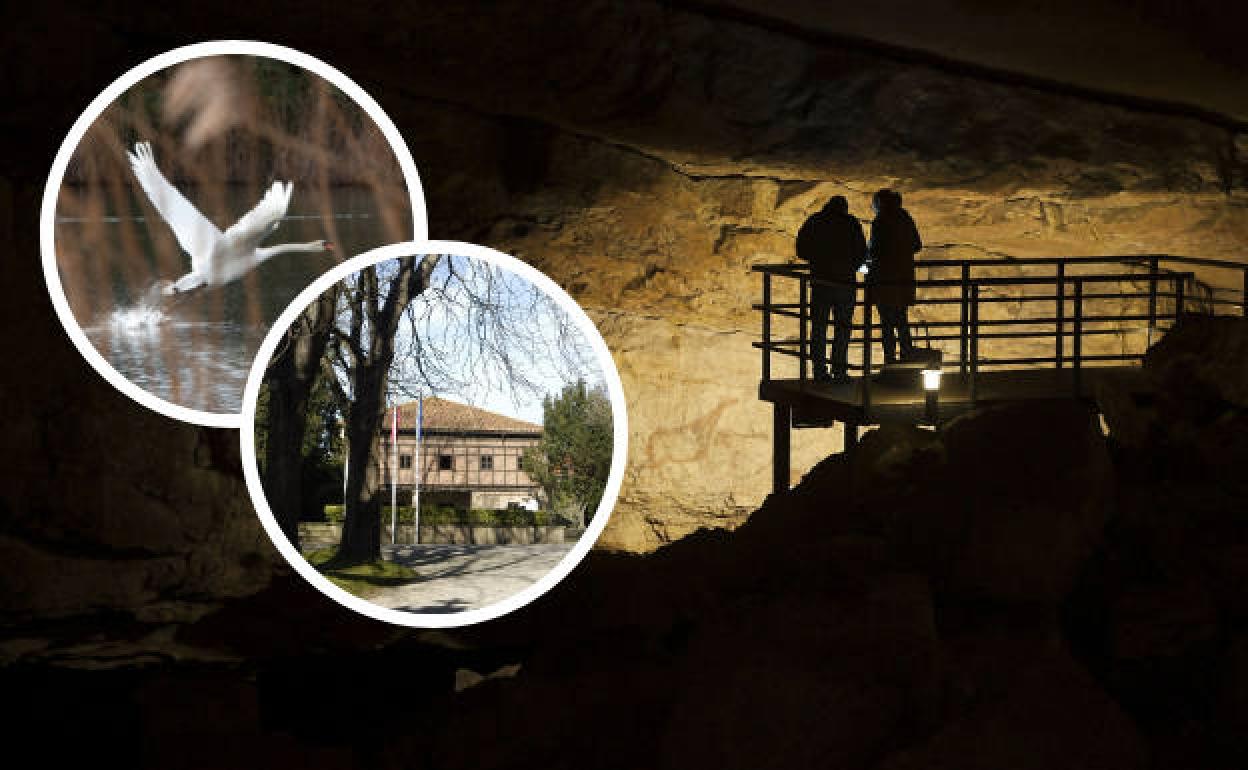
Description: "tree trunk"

(339, 372), (385, 563)
(336, 256), (440, 564)
(261, 288), (338, 550)
(261, 369), (303, 549)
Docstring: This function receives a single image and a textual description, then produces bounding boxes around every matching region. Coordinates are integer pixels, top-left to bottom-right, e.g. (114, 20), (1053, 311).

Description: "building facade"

(377, 397), (543, 511)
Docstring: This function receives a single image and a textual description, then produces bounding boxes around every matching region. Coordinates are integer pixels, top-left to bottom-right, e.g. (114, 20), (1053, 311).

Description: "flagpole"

(390, 404), (398, 546)
(413, 396), (422, 545)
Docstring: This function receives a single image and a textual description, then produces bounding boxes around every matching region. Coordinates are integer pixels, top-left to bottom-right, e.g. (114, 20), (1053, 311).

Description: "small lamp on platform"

(922, 367), (942, 425)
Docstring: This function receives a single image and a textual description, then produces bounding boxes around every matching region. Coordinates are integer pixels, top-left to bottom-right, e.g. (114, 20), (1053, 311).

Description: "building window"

(439, 454), (454, 471)
(399, 454), (412, 469)
(479, 455), (494, 471)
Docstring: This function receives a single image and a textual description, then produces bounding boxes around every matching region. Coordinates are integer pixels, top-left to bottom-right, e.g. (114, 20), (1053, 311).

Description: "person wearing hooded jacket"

(864, 189), (922, 364)
(796, 195), (867, 383)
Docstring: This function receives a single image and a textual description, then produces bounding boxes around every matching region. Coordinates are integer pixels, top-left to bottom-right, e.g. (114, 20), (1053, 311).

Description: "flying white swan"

(127, 141), (332, 295)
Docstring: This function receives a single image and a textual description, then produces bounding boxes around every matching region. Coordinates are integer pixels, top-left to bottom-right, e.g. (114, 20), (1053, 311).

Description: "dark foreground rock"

(830, 401), (1115, 604)
(6, 317), (1248, 768)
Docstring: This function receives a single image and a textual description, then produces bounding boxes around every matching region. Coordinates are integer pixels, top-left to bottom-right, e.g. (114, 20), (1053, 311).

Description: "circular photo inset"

(42, 42), (425, 426)
(241, 242), (628, 627)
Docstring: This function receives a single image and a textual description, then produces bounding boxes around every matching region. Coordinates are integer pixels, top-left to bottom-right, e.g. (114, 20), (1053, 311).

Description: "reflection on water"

(58, 187), (402, 414)
(86, 317), (267, 414)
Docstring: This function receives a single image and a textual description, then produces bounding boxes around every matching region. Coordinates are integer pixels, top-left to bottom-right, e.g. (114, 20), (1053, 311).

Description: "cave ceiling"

(705, 0), (1248, 124)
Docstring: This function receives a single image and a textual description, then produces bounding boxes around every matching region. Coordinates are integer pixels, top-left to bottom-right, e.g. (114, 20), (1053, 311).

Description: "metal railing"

(754, 254), (1248, 410)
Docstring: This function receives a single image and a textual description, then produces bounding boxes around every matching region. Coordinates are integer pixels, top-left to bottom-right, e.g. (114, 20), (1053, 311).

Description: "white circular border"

(240, 240), (629, 628)
(39, 40), (429, 429)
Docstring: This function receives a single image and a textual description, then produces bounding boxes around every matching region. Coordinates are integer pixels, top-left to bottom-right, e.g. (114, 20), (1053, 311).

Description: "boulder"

(881, 643), (1147, 770)
(845, 401), (1114, 604)
(1145, 314), (1248, 408)
(1099, 316), (1248, 493)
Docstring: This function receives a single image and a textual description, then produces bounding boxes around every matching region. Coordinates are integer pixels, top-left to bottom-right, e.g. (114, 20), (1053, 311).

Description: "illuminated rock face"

(400, 6), (1248, 550)
(2, 4), (1238, 623)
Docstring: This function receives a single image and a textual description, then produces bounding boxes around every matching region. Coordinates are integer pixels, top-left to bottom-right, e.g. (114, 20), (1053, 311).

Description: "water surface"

(58, 186), (405, 414)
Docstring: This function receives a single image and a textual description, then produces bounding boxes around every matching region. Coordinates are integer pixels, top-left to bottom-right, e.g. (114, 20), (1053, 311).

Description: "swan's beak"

(324, 241), (335, 252)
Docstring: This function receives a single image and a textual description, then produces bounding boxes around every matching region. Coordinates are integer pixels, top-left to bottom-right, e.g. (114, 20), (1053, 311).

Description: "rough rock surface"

(879, 641), (1148, 770)
(368, 400), (1141, 769)
(1098, 315), (1248, 492)
(820, 401), (1115, 604)
(2, 0), (1247, 644)
(2, 2), (1246, 571)
(366, 1), (1248, 549)
(1145, 314), (1248, 408)
(3, 299), (1245, 767)
(2, 4), (1248, 768)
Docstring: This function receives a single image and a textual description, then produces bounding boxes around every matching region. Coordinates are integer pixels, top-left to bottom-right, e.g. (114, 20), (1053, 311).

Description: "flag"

(390, 405), (399, 545)
(413, 396), (422, 545)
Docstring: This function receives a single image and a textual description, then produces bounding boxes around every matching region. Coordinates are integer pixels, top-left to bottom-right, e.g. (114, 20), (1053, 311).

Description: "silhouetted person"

(865, 189), (922, 364)
(796, 195), (867, 383)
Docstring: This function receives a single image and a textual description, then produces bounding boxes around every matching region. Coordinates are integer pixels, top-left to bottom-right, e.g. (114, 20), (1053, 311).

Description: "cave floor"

(368, 544), (576, 614)
(763, 365), (1147, 425)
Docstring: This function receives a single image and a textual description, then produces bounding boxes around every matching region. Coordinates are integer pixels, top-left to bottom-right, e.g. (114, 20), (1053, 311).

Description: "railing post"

(1147, 256), (1159, 340)
(1073, 279), (1083, 397)
(862, 284), (873, 417)
(969, 282), (979, 405)
(959, 262), (970, 374)
(1174, 274), (1186, 324)
(1055, 262), (1065, 369)
(773, 403), (791, 494)
(761, 271), (772, 383)
(799, 275), (808, 387)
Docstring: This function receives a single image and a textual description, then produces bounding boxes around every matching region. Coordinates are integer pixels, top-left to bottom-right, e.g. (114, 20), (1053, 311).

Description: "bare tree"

(388, 256), (595, 406)
(260, 286), (339, 549)
(261, 253), (599, 566)
(324, 256), (440, 564)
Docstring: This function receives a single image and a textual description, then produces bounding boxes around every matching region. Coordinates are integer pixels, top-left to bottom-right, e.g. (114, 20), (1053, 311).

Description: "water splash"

(103, 280), (177, 330)
(108, 301), (167, 330)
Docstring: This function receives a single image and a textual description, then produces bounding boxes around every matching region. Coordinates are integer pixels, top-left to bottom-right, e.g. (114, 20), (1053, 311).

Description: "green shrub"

(419, 507), (463, 526)
(321, 503), (554, 527)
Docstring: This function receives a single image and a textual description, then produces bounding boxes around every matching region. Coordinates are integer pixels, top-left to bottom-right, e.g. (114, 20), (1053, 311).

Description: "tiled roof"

(385, 397), (542, 435)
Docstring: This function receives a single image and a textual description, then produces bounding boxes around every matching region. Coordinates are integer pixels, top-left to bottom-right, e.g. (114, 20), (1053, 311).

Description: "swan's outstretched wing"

(222, 180), (292, 254)
(127, 142), (221, 273)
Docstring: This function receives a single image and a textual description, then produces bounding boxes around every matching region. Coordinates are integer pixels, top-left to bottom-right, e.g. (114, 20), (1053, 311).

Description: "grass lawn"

(304, 548), (421, 598)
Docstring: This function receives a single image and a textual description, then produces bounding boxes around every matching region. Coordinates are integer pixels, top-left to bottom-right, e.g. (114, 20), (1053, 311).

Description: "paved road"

(369, 544), (576, 614)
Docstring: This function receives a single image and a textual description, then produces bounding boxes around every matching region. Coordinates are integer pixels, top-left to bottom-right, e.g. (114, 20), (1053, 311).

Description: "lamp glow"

(922, 367), (941, 426)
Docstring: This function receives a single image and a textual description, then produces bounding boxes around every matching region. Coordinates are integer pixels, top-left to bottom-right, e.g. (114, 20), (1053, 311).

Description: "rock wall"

(2, 0), (1247, 614)
(4, 8), (1248, 763)
(19, 0), (1243, 553)
(382, 2), (1248, 549)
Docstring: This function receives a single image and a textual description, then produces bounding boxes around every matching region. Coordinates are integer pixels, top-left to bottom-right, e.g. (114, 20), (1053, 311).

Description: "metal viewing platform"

(756, 255), (1248, 493)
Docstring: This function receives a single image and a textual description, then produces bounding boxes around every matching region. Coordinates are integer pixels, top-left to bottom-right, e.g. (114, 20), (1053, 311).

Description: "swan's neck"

(257, 242), (325, 259)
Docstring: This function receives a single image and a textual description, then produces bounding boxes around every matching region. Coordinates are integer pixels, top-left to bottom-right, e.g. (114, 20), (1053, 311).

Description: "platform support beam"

(773, 403), (791, 494)
(842, 421), (859, 456)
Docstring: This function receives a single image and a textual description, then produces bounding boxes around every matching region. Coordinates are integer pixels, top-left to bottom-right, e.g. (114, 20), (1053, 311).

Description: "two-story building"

(377, 397), (544, 511)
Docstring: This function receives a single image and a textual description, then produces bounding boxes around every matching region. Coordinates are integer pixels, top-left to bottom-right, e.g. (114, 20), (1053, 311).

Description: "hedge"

(323, 504), (557, 527)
